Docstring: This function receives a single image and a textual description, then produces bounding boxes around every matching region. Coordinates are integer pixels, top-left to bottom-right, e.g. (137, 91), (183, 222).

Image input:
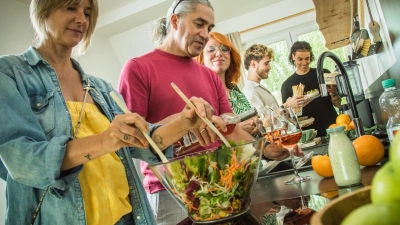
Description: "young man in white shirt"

(242, 44), (301, 111)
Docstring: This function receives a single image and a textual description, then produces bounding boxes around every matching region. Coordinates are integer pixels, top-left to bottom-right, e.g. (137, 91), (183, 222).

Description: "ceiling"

(14, 0), (283, 37)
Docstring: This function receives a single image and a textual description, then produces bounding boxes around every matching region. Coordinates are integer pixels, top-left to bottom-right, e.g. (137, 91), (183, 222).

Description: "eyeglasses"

(205, 45), (231, 54)
(173, 0), (184, 14)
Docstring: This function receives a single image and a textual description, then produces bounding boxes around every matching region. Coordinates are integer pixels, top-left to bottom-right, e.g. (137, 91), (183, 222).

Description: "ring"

(124, 134), (129, 140)
(200, 128), (206, 134)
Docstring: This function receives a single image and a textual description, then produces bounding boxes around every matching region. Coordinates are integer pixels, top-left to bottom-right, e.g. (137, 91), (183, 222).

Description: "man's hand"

(263, 142), (304, 161)
(238, 119), (259, 136)
(181, 97), (226, 146)
(326, 84), (338, 95)
(285, 96), (306, 108)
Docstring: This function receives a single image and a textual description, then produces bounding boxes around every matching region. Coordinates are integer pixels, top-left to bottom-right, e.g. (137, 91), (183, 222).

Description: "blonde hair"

(243, 44), (274, 70)
(30, 0), (99, 56)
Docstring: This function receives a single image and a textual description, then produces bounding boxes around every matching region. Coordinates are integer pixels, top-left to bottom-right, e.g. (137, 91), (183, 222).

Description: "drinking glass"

(269, 107), (312, 185)
(255, 106), (274, 141)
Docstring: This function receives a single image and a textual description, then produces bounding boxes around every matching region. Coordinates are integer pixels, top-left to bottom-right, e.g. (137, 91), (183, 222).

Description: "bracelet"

(261, 141), (272, 161)
(149, 125), (162, 155)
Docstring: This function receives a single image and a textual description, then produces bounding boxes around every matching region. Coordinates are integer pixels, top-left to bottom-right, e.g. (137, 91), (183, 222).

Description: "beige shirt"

(242, 80), (279, 111)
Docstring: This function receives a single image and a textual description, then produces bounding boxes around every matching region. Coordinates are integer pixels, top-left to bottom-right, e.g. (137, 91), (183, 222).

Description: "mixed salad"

(161, 142), (260, 221)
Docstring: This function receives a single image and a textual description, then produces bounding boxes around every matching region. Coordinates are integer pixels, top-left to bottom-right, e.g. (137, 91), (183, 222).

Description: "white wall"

(0, 0), (122, 89)
(0, 0), (33, 55)
(77, 35), (122, 88)
(109, 21), (156, 66)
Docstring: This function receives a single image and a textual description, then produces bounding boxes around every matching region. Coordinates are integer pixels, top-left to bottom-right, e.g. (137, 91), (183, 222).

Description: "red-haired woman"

(196, 32), (257, 135)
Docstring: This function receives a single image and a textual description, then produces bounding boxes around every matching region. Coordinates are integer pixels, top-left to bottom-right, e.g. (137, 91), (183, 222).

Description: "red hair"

(196, 32), (242, 86)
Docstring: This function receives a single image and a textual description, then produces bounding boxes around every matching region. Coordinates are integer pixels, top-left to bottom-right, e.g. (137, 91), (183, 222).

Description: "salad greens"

(163, 143), (260, 221)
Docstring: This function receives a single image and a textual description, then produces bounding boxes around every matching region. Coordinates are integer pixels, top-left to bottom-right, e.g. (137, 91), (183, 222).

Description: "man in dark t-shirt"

(281, 41), (341, 136)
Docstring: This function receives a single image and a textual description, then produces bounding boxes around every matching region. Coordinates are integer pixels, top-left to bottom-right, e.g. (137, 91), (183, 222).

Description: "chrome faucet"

(316, 51), (364, 137)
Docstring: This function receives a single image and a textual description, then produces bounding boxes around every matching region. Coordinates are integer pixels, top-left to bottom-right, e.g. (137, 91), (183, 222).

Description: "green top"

(228, 85), (252, 115)
(228, 84), (260, 139)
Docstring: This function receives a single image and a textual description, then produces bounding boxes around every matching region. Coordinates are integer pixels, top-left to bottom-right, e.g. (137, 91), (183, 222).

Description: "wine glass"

(254, 106), (274, 141)
(269, 107), (312, 185)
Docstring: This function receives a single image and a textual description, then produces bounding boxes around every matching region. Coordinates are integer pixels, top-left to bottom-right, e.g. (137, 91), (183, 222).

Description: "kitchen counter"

(250, 136), (388, 223)
(251, 165), (381, 215)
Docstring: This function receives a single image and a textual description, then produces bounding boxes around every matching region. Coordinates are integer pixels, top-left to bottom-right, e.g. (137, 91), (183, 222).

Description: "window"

(242, 24), (349, 105)
(262, 40), (292, 93)
(297, 30), (347, 72)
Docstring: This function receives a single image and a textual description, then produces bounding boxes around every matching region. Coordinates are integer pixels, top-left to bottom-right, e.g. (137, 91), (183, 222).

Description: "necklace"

(72, 77), (94, 139)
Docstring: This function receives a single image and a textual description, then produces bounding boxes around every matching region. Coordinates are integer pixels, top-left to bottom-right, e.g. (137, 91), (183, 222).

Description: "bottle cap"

(326, 125), (345, 134)
(382, 78), (396, 89)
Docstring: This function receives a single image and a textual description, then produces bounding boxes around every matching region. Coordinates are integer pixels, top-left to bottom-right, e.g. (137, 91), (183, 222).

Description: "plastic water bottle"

(379, 78), (400, 144)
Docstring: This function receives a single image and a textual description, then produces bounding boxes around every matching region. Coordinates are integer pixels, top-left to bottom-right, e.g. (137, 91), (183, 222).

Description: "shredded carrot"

(183, 197), (198, 211)
(219, 151), (245, 189)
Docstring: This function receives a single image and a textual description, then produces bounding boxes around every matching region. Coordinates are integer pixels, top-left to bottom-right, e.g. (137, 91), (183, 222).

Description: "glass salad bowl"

(148, 137), (266, 224)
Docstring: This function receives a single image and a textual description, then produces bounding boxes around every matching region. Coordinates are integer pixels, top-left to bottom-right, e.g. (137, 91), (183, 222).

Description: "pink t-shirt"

(118, 49), (232, 193)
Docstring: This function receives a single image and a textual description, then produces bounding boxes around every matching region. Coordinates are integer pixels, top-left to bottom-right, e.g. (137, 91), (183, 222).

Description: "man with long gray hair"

(119, 1), (231, 223)
(118, 0), (302, 224)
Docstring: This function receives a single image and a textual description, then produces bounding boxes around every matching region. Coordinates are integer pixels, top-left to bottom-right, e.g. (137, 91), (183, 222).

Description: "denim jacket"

(0, 46), (173, 225)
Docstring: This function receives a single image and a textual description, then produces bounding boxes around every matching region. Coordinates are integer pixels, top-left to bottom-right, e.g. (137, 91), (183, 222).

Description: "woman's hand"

(180, 97), (226, 146)
(263, 143), (304, 161)
(63, 113), (150, 171)
(100, 113), (150, 153)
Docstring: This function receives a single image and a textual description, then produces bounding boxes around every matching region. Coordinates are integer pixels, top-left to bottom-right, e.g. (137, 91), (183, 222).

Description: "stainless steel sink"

(257, 138), (329, 179)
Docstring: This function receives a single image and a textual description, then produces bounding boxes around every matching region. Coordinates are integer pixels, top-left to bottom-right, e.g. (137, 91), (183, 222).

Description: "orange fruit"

(342, 124), (351, 130)
(336, 114), (351, 125)
(311, 155), (334, 177)
(328, 123), (339, 128)
(353, 135), (385, 166)
(348, 121), (355, 130)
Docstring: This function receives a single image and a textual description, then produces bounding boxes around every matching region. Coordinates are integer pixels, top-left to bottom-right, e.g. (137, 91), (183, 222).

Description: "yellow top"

(66, 101), (132, 225)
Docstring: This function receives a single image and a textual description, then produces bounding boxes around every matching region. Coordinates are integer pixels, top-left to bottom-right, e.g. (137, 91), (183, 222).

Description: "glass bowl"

(148, 137), (266, 223)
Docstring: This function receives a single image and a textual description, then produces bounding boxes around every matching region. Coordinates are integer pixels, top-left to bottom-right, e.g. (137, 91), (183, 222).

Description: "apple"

(371, 162), (400, 205)
(341, 203), (400, 225)
(389, 133), (400, 176)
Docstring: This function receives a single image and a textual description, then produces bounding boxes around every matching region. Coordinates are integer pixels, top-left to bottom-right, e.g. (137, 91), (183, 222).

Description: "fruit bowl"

(149, 138), (266, 223)
(310, 186), (371, 225)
